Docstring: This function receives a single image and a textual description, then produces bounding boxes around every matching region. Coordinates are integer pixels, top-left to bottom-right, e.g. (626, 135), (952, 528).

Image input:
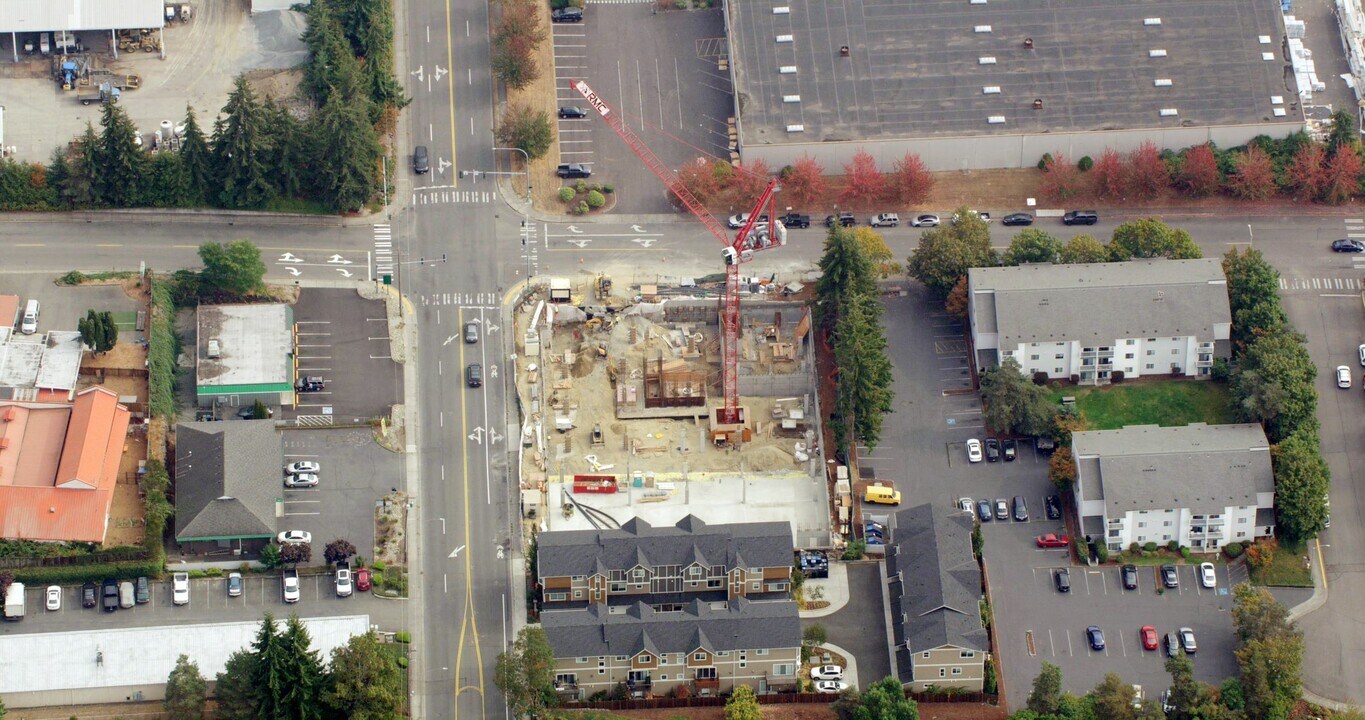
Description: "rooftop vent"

(1273, 108), (1288, 116)
(982, 86), (1001, 94)
(1259, 35), (1272, 43)
(776, 34), (793, 43)
(1032, 98), (1044, 109)
(974, 25), (992, 33)
(1262, 52), (1275, 60)
(782, 94), (801, 103)
(1271, 95), (1284, 104)
(988, 115), (1006, 124)
(772, 6), (790, 13)
(979, 56), (997, 64)
(1154, 78), (1172, 87)
(1023, 37), (1034, 49)
(786, 124), (805, 132)
(970, 0), (987, 5)
(1149, 49), (1167, 57)
(207, 339), (221, 358)
(1144, 17), (1162, 25)
(1159, 108), (1179, 117)
(779, 65), (797, 74)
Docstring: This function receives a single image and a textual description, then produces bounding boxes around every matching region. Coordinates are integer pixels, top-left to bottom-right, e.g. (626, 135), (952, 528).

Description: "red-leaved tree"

(838, 148), (890, 208)
(890, 152), (934, 206)
(781, 154), (828, 208)
(1038, 152), (1084, 201)
(1091, 149), (1125, 199)
(1124, 141), (1169, 201)
(1285, 143), (1327, 202)
(1224, 145), (1277, 200)
(1323, 147), (1363, 205)
(675, 157), (723, 202)
(729, 158), (772, 204)
(1177, 144), (1222, 197)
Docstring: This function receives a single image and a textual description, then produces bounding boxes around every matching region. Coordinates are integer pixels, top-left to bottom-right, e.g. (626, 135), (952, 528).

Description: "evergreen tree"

(248, 614), (288, 719)
(98, 311), (118, 352)
(212, 76), (277, 209)
(361, 1), (408, 116)
(179, 106), (212, 204)
(263, 99), (308, 199)
(815, 226), (877, 329)
(275, 616), (326, 720)
(313, 88), (379, 212)
(96, 101), (147, 206)
(835, 292), (894, 450)
(145, 152), (196, 208)
(1026, 662), (1063, 715)
(78, 310), (99, 351)
(302, 1), (366, 105)
(163, 654), (208, 720)
(64, 123), (103, 207)
(46, 147), (72, 209)
(214, 649), (260, 720)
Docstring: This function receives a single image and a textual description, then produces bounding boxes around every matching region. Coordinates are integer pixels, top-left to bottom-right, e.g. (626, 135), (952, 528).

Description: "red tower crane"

(569, 79), (785, 427)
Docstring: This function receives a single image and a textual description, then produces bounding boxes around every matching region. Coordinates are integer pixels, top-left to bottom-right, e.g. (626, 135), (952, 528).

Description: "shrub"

(574, 180), (588, 193)
(576, 200), (589, 214)
(1180, 546), (1191, 560)
(1096, 543), (1109, 563)
(1129, 542), (1141, 554)
(1038, 152), (1054, 171)
(1143, 541), (1158, 552)
(1167, 540), (1180, 552)
(13, 559), (163, 585)
(1223, 541), (1245, 558)
(395, 631), (412, 643)
(397, 656), (409, 668)
(1111, 370), (1125, 383)
(602, 184), (614, 193)
(842, 539), (867, 560)
(1033, 371), (1050, 385)
(557, 187), (575, 202)
(585, 189), (605, 208)
(372, 560), (387, 572)
(1069, 374), (1080, 384)
(1078, 156), (1094, 172)
(59, 271), (86, 286)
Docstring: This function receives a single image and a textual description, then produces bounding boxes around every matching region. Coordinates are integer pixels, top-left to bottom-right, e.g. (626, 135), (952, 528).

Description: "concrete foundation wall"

(742, 121), (1305, 172)
(4, 683), (164, 709)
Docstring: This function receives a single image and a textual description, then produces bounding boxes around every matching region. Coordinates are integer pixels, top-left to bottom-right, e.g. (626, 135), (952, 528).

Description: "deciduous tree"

(1272, 428), (1330, 542)
(980, 358), (1055, 437)
(906, 206), (997, 299)
(281, 542), (312, 565)
(1124, 140), (1169, 200)
(676, 158), (724, 203)
(1222, 248), (1286, 353)
(726, 685), (762, 720)
(1108, 218), (1201, 260)
(1048, 451), (1077, 490)
(1058, 234), (1109, 264)
(495, 627), (558, 719)
(944, 276), (969, 320)
(1285, 142), (1327, 202)
(840, 676), (919, 720)
(889, 152), (934, 205)
(849, 226), (900, 276)
(163, 654), (207, 720)
(729, 158), (772, 203)
(1225, 145), (1277, 200)
(1091, 673), (1137, 720)
(1232, 585), (1303, 720)
(1026, 662), (1063, 715)
(324, 538), (358, 565)
(1231, 329), (1318, 443)
(839, 148), (890, 208)
(1322, 146), (1362, 205)
(322, 631), (404, 720)
(780, 154), (828, 207)
(1038, 152), (1085, 201)
(1091, 148), (1124, 199)
(1004, 229), (1062, 265)
(1176, 143), (1222, 197)
(199, 240), (267, 296)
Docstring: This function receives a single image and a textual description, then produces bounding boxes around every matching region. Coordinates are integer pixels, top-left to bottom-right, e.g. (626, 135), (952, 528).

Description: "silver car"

(284, 473), (319, 488)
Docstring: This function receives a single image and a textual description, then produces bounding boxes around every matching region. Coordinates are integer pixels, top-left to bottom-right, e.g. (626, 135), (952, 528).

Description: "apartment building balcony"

(693, 677), (721, 691)
(627, 678), (653, 691)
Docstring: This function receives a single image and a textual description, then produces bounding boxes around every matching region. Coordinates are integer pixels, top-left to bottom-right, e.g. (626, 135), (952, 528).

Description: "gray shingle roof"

(886, 504), (987, 654)
(1072, 423), (1273, 516)
(969, 259), (1230, 347)
(174, 421), (282, 541)
(537, 515), (793, 580)
(541, 598), (801, 658)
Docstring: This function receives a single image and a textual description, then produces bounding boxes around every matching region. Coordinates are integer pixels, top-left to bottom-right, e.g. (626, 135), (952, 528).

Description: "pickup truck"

(77, 81), (120, 106)
(779, 213), (810, 228)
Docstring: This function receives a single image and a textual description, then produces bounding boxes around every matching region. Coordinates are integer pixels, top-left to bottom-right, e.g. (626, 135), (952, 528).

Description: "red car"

(355, 567), (371, 592)
(1036, 533), (1070, 548)
(1141, 625), (1158, 651)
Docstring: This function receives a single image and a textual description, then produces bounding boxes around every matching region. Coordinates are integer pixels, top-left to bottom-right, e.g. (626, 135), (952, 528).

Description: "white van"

(19, 299), (39, 334)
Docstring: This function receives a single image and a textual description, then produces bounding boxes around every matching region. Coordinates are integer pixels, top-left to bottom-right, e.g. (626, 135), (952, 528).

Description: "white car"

(284, 473), (319, 488)
(1199, 562), (1216, 589)
(1358, 343), (1365, 366)
(172, 572), (190, 606)
(1338, 365), (1352, 389)
(283, 573), (300, 603)
(958, 497), (974, 514)
(966, 439), (983, 463)
(810, 665), (844, 680)
(285, 461), (320, 475)
(336, 567), (353, 597)
(277, 530), (312, 545)
(45, 585), (61, 611)
(911, 214), (940, 228)
(815, 680), (849, 694)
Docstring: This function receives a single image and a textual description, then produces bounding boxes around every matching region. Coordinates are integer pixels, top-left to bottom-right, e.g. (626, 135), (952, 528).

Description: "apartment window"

(1030, 354), (1040, 361)
(1108, 529), (1121, 538)
(717, 652), (730, 657)
(1055, 353), (1064, 359)
(659, 675), (668, 681)
(1146, 364), (1155, 369)
(1031, 342), (1040, 347)
(660, 657), (668, 665)
(1239, 517), (1248, 524)
(1237, 531), (1247, 538)
(922, 652), (931, 659)
(1172, 349), (1179, 354)
(1148, 338), (1157, 342)
(610, 583), (626, 592)
(1126, 339), (1136, 345)
(571, 575), (585, 581)
(615, 656), (628, 661)
(548, 592), (567, 601)
(577, 657), (589, 663)
(707, 579), (722, 588)
(939, 669), (947, 678)
(1146, 349), (1155, 356)
(1210, 514), (1222, 520)
(960, 650), (975, 658)
(1055, 368), (1064, 374)
(572, 590), (582, 598)
(1083, 347), (1095, 353)
(697, 667), (718, 679)
(556, 673), (577, 685)
(1137, 522), (1147, 528)
(756, 649), (769, 656)
(689, 567), (703, 577)
(633, 569), (646, 580)
(1138, 536), (1147, 542)
(1163, 521), (1172, 527)
(695, 653), (708, 661)
(639, 654), (652, 663)
(1172, 337), (1179, 341)
(952, 668), (963, 676)
(773, 664), (796, 677)
(1125, 353), (1135, 359)
(1163, 535), (1171, 541)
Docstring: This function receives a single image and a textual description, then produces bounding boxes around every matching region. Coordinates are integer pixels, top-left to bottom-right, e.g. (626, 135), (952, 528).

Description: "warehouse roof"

(196, 304), (294, 393)
(0, 0), (165, 33)
(730, 0), (1299, 145)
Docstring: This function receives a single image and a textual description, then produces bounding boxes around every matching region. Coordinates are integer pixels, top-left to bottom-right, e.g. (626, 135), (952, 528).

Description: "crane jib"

(571, 80), (611, 118)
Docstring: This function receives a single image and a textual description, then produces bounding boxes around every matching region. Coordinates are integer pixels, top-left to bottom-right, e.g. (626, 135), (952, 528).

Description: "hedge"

(13, 559), (164, 585)
(148, 277), (178, 419)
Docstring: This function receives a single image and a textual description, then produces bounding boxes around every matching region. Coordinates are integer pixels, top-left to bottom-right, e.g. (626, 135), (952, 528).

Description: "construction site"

(513, 275), (834, 549)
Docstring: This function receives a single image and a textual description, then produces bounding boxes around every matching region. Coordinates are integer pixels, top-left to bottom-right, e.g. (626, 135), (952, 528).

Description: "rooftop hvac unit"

(1262, 52), (1275, 60)
(982, 86), (1001, 94)
(1144, 17), (1161, 25)
(782, 95), (801, 102)
(772, 6), (790, 13)
(207, 339), (221, 358)
(1259, 34), (1273, 44)
(1149, 49), (1167, 57)
(1154, 78), (1172, 86)
(786, 124), (805, 132)
(1273, 108), (1288, 116)
(987, 115), (1006, 124)
(776, 34), (793, 42)
(779, 65), (797, 74)
(1159, 108), (1179, 117)
(970, 0), (987, 4)
(979, 56), (997, 64)
(974, 25), (992, 32)
(1271, 95), (1284, 104)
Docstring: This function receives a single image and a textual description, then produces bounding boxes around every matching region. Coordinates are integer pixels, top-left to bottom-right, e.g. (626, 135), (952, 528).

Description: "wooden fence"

(0, 546), (147, 569)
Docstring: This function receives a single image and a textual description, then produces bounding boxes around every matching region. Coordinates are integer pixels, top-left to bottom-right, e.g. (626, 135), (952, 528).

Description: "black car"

(550, 6), (583, 21)
(1012, 495), (1028, 522)
(1002, 438), (1017, 461)
(412, 145), (429, 174)
(977, 499), (993, 523)
(82, 581), (98, 609)
(780, 213), (811, 228)
(556, 163), (592, 179)
(466, 363), (483, 388)
(295, 376), (324, 392)
(101, 579), (119, 612)
(1001, 212), (1034, 226)
(1160, 564), (1179, 589)
(824, 212), (856, 228)
(1332, 238), (1365, 252)
(1087, 626), (1105, 651)
(984, 438), (1001, 462)
(558, 106), (588, 119)
(1063, 210), (1099, 226)
(1121, 563), (1138, 590)
(1044, 494), (1061, 520)
(1054, 568), (1071, 592)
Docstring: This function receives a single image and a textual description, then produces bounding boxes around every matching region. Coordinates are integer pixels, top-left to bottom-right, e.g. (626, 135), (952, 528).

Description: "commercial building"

(0, 326), (85, 401)
(726, 0), (1302, 171)
(886, 504), (988, 692)
(542, 598), (801, 699)
(0, 387), (131, 543)
(173, 420), (282, 554)
(195, 303), (294, 409)
(1072, 423), (1276, 552)
(537, 515), (794, 607)
(968, 259), (1231, 382)
(0, 0), (167, 62)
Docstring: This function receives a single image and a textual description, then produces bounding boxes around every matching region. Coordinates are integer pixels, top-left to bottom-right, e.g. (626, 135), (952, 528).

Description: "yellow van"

(863, 484), (901, 505)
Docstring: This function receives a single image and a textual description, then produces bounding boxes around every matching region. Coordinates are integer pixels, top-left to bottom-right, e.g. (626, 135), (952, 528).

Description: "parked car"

(550, 6), (583, 21)
(952, 210), (991, 224)
(779, 213), (811, 228)
(135, 576), (150, 604)
(172, 573), (190, 605)
(336, 563), (353, 597)
(994, 498), (1009, 521)
(295, 376), (325, 392)
(101, 579), (119, 612)
(1338, 365), (1352, 389)
(977, 499), (992, 523)
(285, 461), (321, 475)
(815, 680), (849, 694)
(82, 581), (98, 609)
(1164, 632), (1180, 657)
(958, 497), (974, 514)
(1160, 689), (1175, 713)
(1036, 533), (1069, 548)
(1002, 438), (1017, 461)
(1121, 564), (1139, 590)
(1086, 625), (1105, 651)
(356, 567), (372, 592)
(283, 569), (300, 603)
(984, 438), (1001, 462)
(869, 213), (900, 227)
(1199, 562), (1216, 589)
(119, 581), (134, 609)
(1045, 494), (1061, 520)
(1054, 568), (1071, 592)
(227, 572), (243, 597)
(278, 530), (312, 545)
(45, 585), (61, 611)
(1001, 212), (1034, 226)
(966, 438), (983, 463)
(824, 212), (856, 228)
(911, 214), (940, 228)
(1160, 564), (1179, 589)
(810, 665), (844, 680)
(1141, 625), (1158, 651)
(1063, 210), (1099, 226)
(1332, 238), (1365, 252)
(1036, 436), (1056, 454)
(1013, 495), (1028, 522)
(285, 473), (319, 488)
(557, 106), (588, 119)
(727, 213), (768, 228)
(1179, 627), (1197, 654)
(556, 163), (591, 179)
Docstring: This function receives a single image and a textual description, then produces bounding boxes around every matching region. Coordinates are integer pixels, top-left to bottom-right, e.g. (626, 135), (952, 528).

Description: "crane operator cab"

(722, 247), (755, 266)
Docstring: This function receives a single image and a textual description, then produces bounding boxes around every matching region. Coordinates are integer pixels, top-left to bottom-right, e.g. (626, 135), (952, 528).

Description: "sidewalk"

(800, 561), (851, 619)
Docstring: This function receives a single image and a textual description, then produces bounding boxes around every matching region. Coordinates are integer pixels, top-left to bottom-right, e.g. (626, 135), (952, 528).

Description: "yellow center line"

(1315, 538), (1327, 590)
(453, 308), (485, 720)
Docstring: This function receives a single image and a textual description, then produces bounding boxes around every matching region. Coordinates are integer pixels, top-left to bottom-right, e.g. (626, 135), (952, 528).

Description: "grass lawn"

(1248, 541), (1314, 587)
(1047, 380), (1235, 430)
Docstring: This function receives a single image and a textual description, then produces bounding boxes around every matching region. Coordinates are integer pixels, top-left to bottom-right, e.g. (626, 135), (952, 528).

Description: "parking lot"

(0, 273), (139, 341)
(284, 289), (401, 421)
(551, 5), (734, 214)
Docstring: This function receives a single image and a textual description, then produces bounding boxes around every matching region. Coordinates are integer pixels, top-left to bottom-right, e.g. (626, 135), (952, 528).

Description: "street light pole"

(492, 146), (534, 280)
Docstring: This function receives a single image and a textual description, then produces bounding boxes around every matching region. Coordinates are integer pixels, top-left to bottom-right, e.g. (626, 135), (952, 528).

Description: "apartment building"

(1072, 423), (1276, 552)
(537, 515), (793, 607)
(967, 258), (1231, 381)
(542, 598), (802, 699)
